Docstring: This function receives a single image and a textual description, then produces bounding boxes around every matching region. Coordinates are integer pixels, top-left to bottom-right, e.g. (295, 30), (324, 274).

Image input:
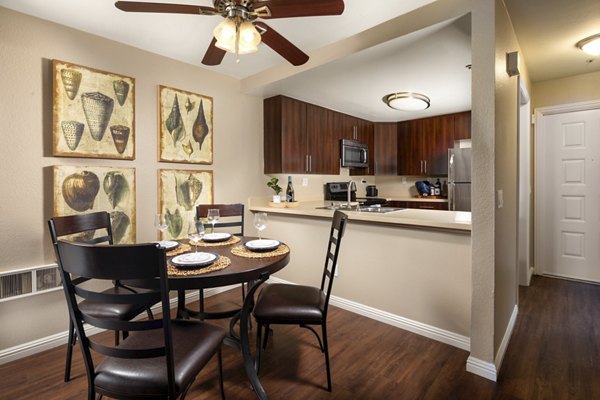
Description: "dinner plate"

(171, 252), (218, 269)
(244, 239), (280, 252)
(155, 240), (179, 250)
(203, 232), (232, 243)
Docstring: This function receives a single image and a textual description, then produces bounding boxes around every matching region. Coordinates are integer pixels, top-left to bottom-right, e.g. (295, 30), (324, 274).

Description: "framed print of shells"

(52, 60), (135, 160)
(158, 85), (213, 164)
(53, 165), (136, 244)
(158, 169), (213, 240)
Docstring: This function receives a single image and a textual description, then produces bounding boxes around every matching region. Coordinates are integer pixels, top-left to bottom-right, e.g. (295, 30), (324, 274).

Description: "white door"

(537, 108), (600, 282)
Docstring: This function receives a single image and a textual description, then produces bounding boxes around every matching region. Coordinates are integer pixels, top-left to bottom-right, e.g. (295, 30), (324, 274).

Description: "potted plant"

(267, 177), (283, 203)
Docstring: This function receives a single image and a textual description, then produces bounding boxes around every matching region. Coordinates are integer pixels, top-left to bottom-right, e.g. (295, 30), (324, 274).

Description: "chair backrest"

(54, 240), (174, 395)
(320, 210), (348, 316)
(196, 203), (245, 236)
(48, 211), (114, 246)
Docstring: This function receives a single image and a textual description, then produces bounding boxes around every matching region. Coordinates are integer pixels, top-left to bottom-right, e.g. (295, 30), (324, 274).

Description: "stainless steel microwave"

(340, 139), (369, 168)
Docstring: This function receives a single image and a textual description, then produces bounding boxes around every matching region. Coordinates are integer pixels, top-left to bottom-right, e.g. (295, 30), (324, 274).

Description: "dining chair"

(54, 239), (226, 400)
(48, 211), (155, 382)
(252, 210), (348, 392)
(194, 203), (245, 318)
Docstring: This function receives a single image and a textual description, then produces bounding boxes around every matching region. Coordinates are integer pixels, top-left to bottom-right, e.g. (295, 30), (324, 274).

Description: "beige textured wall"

(0, 7), (265, 350)
(532, 70), (600, 110)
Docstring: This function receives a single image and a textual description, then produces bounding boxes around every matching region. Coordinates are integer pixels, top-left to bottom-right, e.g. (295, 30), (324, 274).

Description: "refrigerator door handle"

(449, 152), (455, 182)
(448, 182), (456, 211)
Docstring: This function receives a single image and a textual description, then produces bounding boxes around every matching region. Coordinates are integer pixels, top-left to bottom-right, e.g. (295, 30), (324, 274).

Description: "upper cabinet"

(373, 123), (398, 176)
(335, 112), (374, 175)
(264, 95), (340, 175)
(397, 111), (471, 176)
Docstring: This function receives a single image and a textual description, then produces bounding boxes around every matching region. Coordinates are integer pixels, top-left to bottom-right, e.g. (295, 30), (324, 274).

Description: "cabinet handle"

(420, 160), (423, 174)
(353, 126), (357, 140)
(424, 160), (427, 174)
(309, 155), (312, 172)
(306, 155), (309, 172)
(420, 205), (435, 209)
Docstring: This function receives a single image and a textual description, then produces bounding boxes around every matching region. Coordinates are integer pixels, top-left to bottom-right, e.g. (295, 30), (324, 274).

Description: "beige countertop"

(248, 198), (471, 232)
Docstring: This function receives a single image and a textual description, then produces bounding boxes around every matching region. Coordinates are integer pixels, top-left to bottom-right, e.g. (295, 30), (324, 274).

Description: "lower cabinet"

(389, 200), (448, 210)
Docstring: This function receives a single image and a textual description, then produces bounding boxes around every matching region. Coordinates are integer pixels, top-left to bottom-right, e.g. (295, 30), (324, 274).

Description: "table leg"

(240, 273), (269, 400)
(176, 289), (189, 319)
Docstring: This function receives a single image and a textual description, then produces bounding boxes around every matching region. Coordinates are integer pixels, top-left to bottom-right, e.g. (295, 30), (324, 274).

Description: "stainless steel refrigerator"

(448, 148), (471, 211)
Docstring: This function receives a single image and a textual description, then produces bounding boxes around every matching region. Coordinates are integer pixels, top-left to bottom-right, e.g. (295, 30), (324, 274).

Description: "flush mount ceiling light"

(576, 33), (600, 56)
(383, 92), (431, 111)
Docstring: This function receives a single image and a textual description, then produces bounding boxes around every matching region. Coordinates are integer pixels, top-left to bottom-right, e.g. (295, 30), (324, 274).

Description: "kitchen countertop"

(359, 196), (449, 203)
(248, 198), (471, 232)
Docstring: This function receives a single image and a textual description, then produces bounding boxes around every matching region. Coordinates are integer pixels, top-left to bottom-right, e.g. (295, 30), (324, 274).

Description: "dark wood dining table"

(166, 236), (290, 400)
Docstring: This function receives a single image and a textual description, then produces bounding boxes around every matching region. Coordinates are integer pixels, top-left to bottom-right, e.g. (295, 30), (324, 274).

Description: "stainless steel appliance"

(448, 148), (471, 211)
(340, 139), (368, 168)
(324, 181), (356, 202)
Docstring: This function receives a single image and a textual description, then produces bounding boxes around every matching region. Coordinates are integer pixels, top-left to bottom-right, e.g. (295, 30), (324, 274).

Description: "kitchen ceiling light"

(383, 92), (431, 111)
(576, 34), (600, 56)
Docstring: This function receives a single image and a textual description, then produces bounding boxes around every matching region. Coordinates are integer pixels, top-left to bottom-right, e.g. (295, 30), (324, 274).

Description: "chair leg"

(262, 324), (271, 350)
(322, 322), (332, 392)
(254, 322), (263, 373)
(114, 330), (120, 345)
(64, 319), (76, 382)
(218, 347), (226, 400)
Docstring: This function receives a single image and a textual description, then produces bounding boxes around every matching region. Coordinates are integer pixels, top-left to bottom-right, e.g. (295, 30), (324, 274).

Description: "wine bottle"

(286, 176), (295, 202)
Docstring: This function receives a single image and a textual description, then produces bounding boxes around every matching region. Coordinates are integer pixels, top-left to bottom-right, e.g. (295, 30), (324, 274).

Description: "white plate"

(203, 232), (232, 243)
(155, 241), (179, 250)
(171, 252), (218, 269)
(244, 239), (280, 252)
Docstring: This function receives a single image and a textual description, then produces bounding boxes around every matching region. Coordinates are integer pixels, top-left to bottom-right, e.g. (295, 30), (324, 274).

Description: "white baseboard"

(268, 277), (471, 351)
(0, 285), (236, 365)
(495, 304), (518, 370)
(466, 356), (497, 381)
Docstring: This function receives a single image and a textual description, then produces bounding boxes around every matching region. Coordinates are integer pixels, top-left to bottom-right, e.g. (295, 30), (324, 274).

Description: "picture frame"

(53, 165), (136, 244)
(158, 85), (213, 164)
(158, 169), (214, 240)
(52, 59), (135, 160)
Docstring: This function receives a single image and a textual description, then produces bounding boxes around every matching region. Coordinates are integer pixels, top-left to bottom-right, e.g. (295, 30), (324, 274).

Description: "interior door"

(538, 108), (600, 282)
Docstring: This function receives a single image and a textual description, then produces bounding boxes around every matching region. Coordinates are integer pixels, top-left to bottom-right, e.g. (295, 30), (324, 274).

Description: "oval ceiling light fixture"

(383, 92), (431, 111)
(576, 33), (600, 56)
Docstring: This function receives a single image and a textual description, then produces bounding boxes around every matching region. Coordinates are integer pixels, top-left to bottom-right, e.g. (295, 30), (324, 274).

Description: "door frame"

(517, 79), (531, 286)
(534, 100), (600, 276)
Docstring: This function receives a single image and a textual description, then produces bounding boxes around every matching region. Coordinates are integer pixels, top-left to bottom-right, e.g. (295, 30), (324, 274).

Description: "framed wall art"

(52, 59), (135, 160)
(53, 165), (136, 244)
(158, 169), (213, 240)
(158, 85), (213, 164)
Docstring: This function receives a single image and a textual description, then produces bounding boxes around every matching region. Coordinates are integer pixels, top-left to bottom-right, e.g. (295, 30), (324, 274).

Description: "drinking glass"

(154, 213), (169, 237)
(188, 219), (205, 252)
(207, 209), (220, 234)
(253, 212), (267, 240)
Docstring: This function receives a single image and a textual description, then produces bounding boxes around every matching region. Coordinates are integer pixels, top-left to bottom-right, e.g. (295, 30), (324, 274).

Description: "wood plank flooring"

(0, 276), (598, 399)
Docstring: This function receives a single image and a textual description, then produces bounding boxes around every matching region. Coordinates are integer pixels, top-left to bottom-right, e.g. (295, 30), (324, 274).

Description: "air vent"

(0, 265), (62, 302)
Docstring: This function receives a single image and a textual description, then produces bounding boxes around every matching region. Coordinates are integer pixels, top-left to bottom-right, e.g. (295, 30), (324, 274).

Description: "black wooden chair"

(252, 210), (348, 392)
(195, 204), (245, 318)
(54, 239), (226, 399)
(48, 212), (155, 382)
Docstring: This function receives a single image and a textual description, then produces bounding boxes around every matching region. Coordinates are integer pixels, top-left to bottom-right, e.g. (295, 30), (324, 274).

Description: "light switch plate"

(302, 177), (308, 187)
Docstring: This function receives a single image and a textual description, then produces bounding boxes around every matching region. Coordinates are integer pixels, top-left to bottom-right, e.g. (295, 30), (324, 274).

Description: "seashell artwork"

(110, 211), (131, 244)
(176, 174), (203, 211)
(165, 94), (186, 146)
(60, 69), (82, 100)
(165, 208), (183, 238)
(192, 99), (210, 150)
(182, 140), (193, 157)
(110, 125), (130, 154)
(103, 171), (130, 209)
(61, 120), (85, 151)
(61, 171), (100, 212)
(81, 92), (114, 141)
(113, 79), (130, 106)
(185, 97), (195, 113)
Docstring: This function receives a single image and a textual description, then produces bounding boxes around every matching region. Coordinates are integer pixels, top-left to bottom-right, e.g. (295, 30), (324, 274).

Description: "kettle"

(366, 185), (378, 197)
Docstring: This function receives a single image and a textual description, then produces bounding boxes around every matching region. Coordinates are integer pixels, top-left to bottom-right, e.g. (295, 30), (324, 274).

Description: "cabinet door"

(350, 118), (374, 175)
(280, 97), (307, 173)
(396, 201), (447, 210)
(398, 120), (424, 175)
(426, 115), (454, 176)
(306, 105), (339, 174)
(453, 111), (471, 140)
(373, 123), (398, 175)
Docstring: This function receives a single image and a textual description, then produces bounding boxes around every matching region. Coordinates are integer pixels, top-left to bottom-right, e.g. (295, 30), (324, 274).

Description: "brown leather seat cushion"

(78, 286), (155, 320)
(94, 319), (225, 397)
(253, 283), (325, 324)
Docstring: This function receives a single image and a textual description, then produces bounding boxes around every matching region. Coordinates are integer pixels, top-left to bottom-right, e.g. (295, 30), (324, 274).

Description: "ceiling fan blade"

(202, 37), (227, 66)
(255, 0), (344, 19)
(254, 21), (309, 66)
(115, 1), (217, 15)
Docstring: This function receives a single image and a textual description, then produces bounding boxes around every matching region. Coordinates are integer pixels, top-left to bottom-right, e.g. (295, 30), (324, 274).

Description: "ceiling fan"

(115, 0), (345, 66)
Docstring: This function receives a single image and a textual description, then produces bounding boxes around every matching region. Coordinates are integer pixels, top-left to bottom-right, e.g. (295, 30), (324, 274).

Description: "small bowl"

(285, 201), (300, 208)
(268, 201), (286, 208)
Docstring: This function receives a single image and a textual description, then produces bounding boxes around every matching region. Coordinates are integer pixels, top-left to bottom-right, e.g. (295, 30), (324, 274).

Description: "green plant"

(267, 177), (282, 195)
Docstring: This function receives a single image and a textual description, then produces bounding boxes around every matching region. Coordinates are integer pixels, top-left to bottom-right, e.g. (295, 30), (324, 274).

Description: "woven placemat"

(197, 235), (241, 247)
(167, 256), (231, 276)
(167, 243), (191, 256)
(231, 244), (290, 258)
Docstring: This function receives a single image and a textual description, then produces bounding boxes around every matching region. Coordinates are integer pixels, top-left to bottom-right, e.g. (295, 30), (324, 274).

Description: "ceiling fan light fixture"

(383, 92), (431, 111)
(237, 21), (261, 54)
(214, 18), (237, 52)
(576, 33), (600, 56)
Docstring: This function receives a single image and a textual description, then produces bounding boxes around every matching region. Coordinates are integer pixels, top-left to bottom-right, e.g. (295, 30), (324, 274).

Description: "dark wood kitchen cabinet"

(264, 95), (339, 174)
(373, 122), (398, 175)
(335, 112), (374, 175)
(389, 200), (448, 210)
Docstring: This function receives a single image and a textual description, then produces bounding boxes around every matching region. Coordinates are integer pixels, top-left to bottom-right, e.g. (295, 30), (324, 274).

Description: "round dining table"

(166, 236), (290, 400)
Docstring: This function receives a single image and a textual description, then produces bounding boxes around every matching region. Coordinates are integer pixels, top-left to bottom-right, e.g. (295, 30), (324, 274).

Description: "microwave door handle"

(361, 148), (367, 163)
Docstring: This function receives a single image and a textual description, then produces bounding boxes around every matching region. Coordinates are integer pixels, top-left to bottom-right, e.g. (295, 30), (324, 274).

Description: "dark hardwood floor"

(0, 276), (598, 399)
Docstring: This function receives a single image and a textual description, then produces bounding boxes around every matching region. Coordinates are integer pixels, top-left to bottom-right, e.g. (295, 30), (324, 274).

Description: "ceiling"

(1, 0), (599, 121)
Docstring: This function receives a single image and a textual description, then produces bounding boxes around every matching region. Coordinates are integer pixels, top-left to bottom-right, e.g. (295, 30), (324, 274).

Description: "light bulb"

(238, 21), (261, 54)
(214, 18), (236, 52)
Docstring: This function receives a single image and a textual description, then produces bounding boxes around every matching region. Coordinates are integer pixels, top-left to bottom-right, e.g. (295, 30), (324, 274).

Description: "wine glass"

(207, 209), (220, 234)
(154, 213), (169, 238)
(253, 212), (267, 241)
(188, 219), (205, 252)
